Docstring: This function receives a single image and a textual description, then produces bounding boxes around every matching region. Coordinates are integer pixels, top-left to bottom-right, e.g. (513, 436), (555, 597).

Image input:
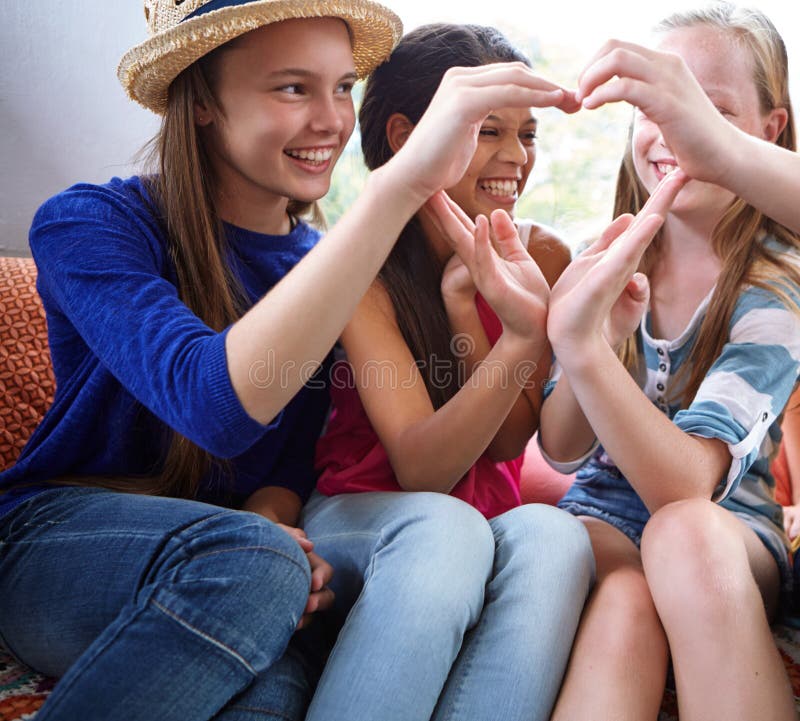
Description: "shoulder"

(516, 219), (571, 286)
(30, 176), (169, 279)
(31, 176), (162, 250)
(32, 176), (157, 228)
(728, 282), (800, 348)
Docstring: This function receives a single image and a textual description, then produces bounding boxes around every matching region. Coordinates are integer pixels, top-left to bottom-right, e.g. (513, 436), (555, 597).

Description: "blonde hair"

(616, 1), (800, 407)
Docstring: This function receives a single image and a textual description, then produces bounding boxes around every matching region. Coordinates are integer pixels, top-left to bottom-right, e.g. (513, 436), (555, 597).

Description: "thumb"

(626, 272), (650, 304)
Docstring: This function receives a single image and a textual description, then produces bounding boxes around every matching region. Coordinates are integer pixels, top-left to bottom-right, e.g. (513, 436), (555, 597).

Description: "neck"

(214, 176), (293, 235)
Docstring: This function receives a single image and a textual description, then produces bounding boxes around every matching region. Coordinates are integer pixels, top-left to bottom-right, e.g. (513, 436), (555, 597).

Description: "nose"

(497, 133), (530, 168)
(310, 93), (347, 135)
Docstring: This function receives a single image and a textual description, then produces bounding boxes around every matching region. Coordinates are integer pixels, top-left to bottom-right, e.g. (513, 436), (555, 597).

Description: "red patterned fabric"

(0, 256), (55, 472)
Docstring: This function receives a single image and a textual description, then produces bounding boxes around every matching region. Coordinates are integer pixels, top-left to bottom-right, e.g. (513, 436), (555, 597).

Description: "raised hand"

(593, 214), (652, 350)
(392, 63), (580, 204)
(548, 170), (688, 357)
(441, 246), (477, 305)
(576, 39), (734, 184)
(427, 191), (550, 344)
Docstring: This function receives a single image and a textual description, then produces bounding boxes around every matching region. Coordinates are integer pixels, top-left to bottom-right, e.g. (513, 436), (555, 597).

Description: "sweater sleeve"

(29, 182), (277, 458)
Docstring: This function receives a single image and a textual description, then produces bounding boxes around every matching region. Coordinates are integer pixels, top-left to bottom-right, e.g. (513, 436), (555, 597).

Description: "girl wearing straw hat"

(0, 1), (582, 720)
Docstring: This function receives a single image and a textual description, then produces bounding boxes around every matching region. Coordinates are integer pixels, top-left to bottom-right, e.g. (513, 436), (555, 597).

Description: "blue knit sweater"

(0, 176), (331, 515)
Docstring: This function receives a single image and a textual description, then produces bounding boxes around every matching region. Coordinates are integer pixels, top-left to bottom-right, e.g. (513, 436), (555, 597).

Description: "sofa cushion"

(0, 257), (55, 472)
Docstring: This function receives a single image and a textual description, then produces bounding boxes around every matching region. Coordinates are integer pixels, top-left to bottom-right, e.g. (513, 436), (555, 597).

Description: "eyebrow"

(266, 68), (357, 81)
(485, 115), (538, 125)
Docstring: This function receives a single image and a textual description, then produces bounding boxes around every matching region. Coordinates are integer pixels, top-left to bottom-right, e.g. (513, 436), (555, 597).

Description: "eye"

(715, 105), (734, 118)
(278, 84), (304, 95)
(520, 130), (537, 145)
(336, 81), (355, 95)
(479, 127), (499, 137)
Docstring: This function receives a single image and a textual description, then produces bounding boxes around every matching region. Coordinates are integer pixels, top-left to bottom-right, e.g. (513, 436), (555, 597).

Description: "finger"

(425, 192), (477, 267)
(276, 523), (314, 552)
(448, 62), (568, 94)
(577, 40), (658, 99)
(489, 209), (527, 259)
(582, 214), (634, 257)
(582, 77), (659, 112)
(308, 552), (334, 591)
(628, 169), (688, 234)
(473, 214), (502, 288)
(625, 272), (650, 303)
(577, 45), (654, 103)
(790, 515), (800, 541)
(442, 191), (476, 234)
(305, 587), (336, 615)
(555, 89), (582, 114)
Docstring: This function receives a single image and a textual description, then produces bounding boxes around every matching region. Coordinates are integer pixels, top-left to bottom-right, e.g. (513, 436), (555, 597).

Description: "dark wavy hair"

(359, 24), (530, 408)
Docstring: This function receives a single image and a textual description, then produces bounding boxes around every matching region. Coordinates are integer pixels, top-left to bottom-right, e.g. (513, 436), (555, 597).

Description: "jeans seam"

(151, 599), (258, 675)
(228, 703), (296, 720)
(190, 545), (309, 574)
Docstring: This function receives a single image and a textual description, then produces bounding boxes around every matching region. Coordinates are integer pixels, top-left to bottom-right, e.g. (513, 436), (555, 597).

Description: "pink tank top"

(315, 293), (524, 519)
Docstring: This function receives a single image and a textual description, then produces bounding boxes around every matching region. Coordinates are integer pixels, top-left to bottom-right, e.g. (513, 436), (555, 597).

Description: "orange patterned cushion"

(0, 257), (55, 472)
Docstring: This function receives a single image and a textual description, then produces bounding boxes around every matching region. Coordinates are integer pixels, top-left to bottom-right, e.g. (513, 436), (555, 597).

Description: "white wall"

(2, 1), (799, 255)
(0, 1), (159, 254)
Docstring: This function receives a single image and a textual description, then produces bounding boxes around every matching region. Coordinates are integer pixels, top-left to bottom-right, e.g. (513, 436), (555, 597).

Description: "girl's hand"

(577, 39), (734, 184)
(441, 249), (477, 306)
(391, 63), (579, 205)
(596, 214), (652, 350)
(427, 191), (550, 345)
(276, 524), (334, 630)
(548, 171), (688, 357)
(784, 505), (800, 542)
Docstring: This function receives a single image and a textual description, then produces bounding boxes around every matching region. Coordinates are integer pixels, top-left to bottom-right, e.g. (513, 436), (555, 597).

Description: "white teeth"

(656, 163), (675, 175)
(480, 180), (518, 197)
(285, 148), (334, 164)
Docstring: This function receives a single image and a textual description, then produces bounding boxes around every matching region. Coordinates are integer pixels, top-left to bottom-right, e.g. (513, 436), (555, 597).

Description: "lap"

(0, 486), (296, 669)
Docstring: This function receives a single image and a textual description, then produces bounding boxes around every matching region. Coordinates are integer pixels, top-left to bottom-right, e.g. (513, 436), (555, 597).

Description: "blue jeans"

(0, 487), (312, 721)
(301, 491), (595, 721)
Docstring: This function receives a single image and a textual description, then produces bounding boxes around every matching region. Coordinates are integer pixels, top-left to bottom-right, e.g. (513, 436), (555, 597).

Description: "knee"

(147, 511), (311, 667)
(590, 566), (664, 657)
(381, 494), (496, 620)
(641, 499), (750, 616)
(494, 505), (594, 575)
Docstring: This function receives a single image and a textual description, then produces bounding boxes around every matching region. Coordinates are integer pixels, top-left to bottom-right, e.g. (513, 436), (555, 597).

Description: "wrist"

(551, 332), (611, 376)
(373, 155), (436, 214)
(494, 332), (547, 386)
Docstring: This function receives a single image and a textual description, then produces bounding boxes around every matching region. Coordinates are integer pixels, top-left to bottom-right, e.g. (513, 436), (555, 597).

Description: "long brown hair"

(358, 23), (530, 408)
(102, 34), (322, 499)
(616, 2), (800, 407)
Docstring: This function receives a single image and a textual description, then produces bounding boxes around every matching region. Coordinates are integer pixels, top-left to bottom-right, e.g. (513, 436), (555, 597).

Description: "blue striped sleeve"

(673, 286), (800, 502)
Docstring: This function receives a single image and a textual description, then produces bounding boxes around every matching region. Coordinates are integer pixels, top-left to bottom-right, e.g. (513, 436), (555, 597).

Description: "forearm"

(446, 298), (537, 460)
(390, 334), (543, 492)
(227, 163), (426, 424)
(561, 338), (727, 510)
(538, 371), (597, 463)
(720, 130), (800, 235)
(243, 486), (303, 526)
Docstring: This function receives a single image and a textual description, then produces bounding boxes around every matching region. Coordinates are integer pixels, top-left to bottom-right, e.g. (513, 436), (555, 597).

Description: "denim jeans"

(301, 491), (595, 721)
(0, 487), (312, 721)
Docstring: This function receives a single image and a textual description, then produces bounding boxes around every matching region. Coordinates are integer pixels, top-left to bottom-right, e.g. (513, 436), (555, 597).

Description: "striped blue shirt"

(545, 239), (800, 537)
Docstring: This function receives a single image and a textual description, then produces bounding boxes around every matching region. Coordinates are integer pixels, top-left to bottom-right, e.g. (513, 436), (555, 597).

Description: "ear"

(194, 100), (214, 127)
(385, 113), (415, 154)
(763, 107), (788, 143)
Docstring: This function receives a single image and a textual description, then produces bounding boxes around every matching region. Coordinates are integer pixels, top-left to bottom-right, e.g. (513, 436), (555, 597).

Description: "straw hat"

(118, 0), (402, 114)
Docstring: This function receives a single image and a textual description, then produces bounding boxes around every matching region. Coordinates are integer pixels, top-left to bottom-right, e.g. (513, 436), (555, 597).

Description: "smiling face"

(632, 24), (770, 221)
(445, 107), (537, 221)
(198, 18), (356, 226)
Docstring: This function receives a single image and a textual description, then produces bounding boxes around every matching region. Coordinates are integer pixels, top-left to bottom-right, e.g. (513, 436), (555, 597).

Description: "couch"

(1, 255), (799, 720)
